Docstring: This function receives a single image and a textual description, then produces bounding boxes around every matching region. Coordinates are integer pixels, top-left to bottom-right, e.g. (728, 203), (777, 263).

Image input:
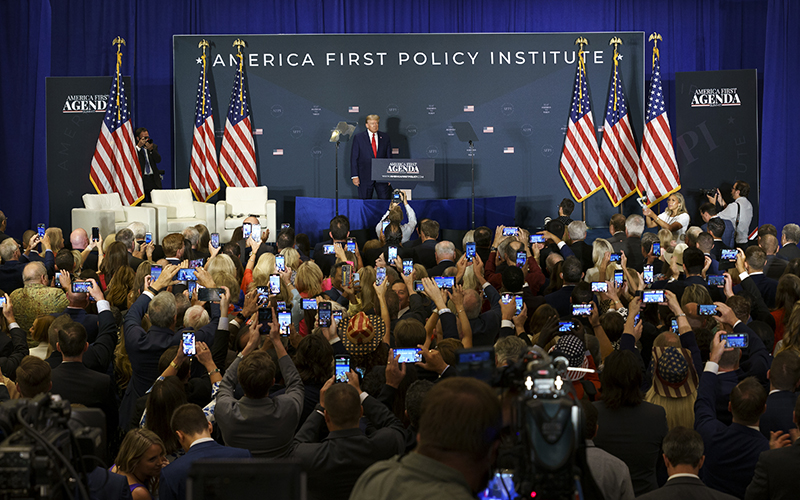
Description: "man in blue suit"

(351, 114), (392, 199)
(159, 403), (251, 500)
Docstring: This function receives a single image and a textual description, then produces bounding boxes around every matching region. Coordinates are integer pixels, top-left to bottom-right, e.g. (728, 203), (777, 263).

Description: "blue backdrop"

(2, 0), (797, 239)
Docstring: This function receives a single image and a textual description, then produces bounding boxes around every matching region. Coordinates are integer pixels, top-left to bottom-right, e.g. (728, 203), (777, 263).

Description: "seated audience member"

(593, 350), (668, 496)
(15, 355), (51, 398)
(695, 332), (777, 499)
(10, 261), (68, 332)
(759, 351), (800, 439)
(778, 223), (800, 261)
(290, 373), (407, 500)
(426, 240), (456, 277)
(349, 377), (502, 499)
(313, 215), (350, 277)
(746, 395), (800, 500)
(638, 426), (738, 500)
(159, 404), (251, 500)
(580, 399), (635, 500)
(215, 317), (304, 458)
(761, 234), (788, 280)
(700, 202), (736, 249)
(545, 256), (584, 317)
(374, 192), (417, 244)
(112, 428), (166, 500)
(567, 221), (593, 273)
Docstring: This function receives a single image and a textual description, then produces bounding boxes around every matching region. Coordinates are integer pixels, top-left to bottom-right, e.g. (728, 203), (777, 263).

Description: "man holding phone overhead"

(351, 114), (392, 200)
(134, 127), (164, 202)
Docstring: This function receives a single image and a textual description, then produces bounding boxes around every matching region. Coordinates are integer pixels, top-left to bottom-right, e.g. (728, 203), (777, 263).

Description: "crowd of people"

(0, 180), (797, 499)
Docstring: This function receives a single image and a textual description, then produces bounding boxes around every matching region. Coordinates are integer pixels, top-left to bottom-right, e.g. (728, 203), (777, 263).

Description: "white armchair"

(145, 188), (216, 240)
(71, 193), (157, 240)
(215, 186), (276, 243)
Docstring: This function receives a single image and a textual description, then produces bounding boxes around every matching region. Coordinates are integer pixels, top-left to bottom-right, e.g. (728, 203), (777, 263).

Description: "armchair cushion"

(82, 193), (126, 222)
(225, 186), (269, 217)
(151, 189), (196, 219)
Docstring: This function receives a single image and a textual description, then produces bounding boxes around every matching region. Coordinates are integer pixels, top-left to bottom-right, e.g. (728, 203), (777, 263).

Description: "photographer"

(135, 127), (163, 202)
(374, 191), (417, 244)
(706, 181), (753, 247)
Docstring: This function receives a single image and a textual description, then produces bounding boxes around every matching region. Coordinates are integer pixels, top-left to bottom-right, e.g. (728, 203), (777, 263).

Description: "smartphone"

(530, 234), (546, 244)
(614, 270), (624, 286)
(182, 331), (196, 356)
(353, 272), (360, 286)
(198, 287), (222, 302)
(671, 318), (678, 332)
(281, 223), (291, 230)
(318, 301), (332, 327)
(54, 272), (61, 288)
(642, 290), (665, 303)
(433, 276), (455, 290)
(187, 281), (198, 298)
(608, 252), (621, 263)
(515, 295), (524, 315)
(388, 246), (398, 263)
(381, 220), (390, 233)
(698, 304), (719, 316)
(275, 255), (286, 272)
(652, 242), (661, 257)
(278, 311), (292, 336)
(150, 265), (162, 281)
(722, 333), (749, 348)
(332, 311), (343, 323)
(324, 244), (335, 255)
(501, 292), (514, 304)
(334, 354), (350, 383)
(91, 227), (100, 242)
(721, 249), (738, 261)
(211, 232), (220, 249)
(251, 224), (261, 243)
(269, 274), (281, 295)
(256, 286), (270, 306)
(465, 242), (476, 262)
(276, 300), (287, 311)
(402, 259), (413, 276)
(342, 264), (353, 287)
(502, 227), (520, 236)
(395, 348), (422, 363)
(302, 298), (318, 310)
(376, 267), (386, 286)
(707, 275), (725, 286)
(258, 307), (273, 324)
(346, 238), (357, 253)
(392, 191), (403, 203)
(37, 223), (45, 239)
(572, 303), (592, 316)
(414, 280), (424, 292)
(189, 258), (204, 269)
(634, 312), (641, 326)
(242, 223), (252, 240)
(0, 297), (5, 309)
(515, 251), (527, 267)
(71, 281), (91, 293)
(643, 265), (654, 285)
(145, 232), (153, 244)
(558, 321), (573, 332)
(591, 282), (608, 293)
(177, 268), (196, 281)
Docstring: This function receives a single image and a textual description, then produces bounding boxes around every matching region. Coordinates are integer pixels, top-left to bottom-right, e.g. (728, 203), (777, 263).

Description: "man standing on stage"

(351, 114), (392, 199)
(135, 127), (164, 202)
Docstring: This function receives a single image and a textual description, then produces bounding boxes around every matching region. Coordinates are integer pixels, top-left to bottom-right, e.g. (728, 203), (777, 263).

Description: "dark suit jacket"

(759, 391), (798, 439)
(637, 476), (738, 500)
(47, 307), (118, 374)
(745, 438), (800, 500)
(609, 231), (626, 253)
(739, 273), (778, 309)
(50, 361), (117, 440)
(702, 216), (736, 248)
(138, 145), (163, 185)
(777, 242), (800, 261)
(312, 239), (338, 278)
(764, 255), (789, 280)
(569, 240), (594, 273)
(544, 285), (576, 318)
(159, 441), (251, 500)
(0, 251), (55, 293)
(87, 466), (133, 500)
(469, 285), (502, 346)
(695, 371), (770, 499)
(289, 395), (407, 500)
(350, 130), (391, 182)
(0, 326), (29, 379)
(425, 259), (456, 278)
(624, 236), (644, 272)
(53, 308), (99, 343)
(411, 239), (438, 270)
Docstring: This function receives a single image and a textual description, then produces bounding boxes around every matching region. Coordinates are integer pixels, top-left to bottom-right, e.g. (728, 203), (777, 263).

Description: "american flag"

(89, 73), (144, 206)
(559, 48), (602, 202)
(598, 51), (639, 207)
(637, 42), (680, 205)
(189, 56), (220, 201)
(219, 55), (258, 187)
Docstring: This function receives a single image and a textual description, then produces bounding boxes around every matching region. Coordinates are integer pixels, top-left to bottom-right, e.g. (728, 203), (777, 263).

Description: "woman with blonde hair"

(112, 428), (167, 499)
(295, 261), (324, 299)
(106, 265), (135, 310)
(251, 252), (276, 288)
(585, 238), (617, 283)
(643, 192), (690, 239)
(644, 346), (698, 430)
(98, 241), (129, 291)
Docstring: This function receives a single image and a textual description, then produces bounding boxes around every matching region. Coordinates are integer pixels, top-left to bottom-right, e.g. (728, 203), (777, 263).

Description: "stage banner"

(174, 33), (644, 228)
(675, 70), (759, 229)
(46, 76), (131, 232)
(372, 159), (435, 182)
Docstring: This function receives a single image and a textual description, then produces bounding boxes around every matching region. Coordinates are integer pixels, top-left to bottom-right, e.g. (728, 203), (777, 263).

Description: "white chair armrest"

(71, 208), (116, 240)
(193, 202), (216, 233)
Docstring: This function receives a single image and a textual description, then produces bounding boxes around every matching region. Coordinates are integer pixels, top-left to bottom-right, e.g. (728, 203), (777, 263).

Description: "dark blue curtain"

(0, 0), (791, 238)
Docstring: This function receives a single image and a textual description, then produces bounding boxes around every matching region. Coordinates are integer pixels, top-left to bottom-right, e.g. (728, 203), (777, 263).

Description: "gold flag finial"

(232, 39), (247, 115)
(112, 37), (126, 121)
(609, 38), (623, 111)
(198, 39), (210, 50)
(198, 40), (210, 115)
(574, 37), (589, 113)
(649, 33), (662, 67)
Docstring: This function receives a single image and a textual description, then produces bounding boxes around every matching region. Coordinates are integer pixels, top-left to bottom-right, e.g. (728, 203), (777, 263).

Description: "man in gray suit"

(637, 426), (737, 500)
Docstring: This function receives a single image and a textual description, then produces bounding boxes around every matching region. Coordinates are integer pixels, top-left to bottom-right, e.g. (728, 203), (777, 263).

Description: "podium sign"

(371, 159), (435, 182)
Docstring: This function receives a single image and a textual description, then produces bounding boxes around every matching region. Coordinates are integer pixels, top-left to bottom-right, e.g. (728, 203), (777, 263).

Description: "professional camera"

(0, 393), (103, 499)
(700, 188), (718, 197)
(488, 346), (602, 500)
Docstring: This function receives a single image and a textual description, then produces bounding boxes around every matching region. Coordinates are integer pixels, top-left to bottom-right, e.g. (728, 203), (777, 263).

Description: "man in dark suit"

(746, 397), (800, 500)
(623, 215), (645, 272)
(697, 232), (721, 277)
(778, 223), (800, 261)
(465, 259), (502, 346)
(760, 351), (800, 439)
(350, 114), (392, 199)
(290, 374), (406, 500)
(410, 219), (439, 270)
(608, 213), (627, 254)
(0, 211), (9, 245)
(695, 330), (774, 499)
(50, 320), (118, 441)
(52, 290), (99, 343)
(733, 246), (779, 308)
(545, 256), (582, 318)
(313, 215), (350, 277)
(701, 202), (736, 249)
(135, 127), (163, 202)
(760, 234), (789, 280)
(567, 221), (594, 273)
(425, 241), (457, 277)
(159, 403), (251, 500)
(637, 426), (737, 500)
(0, 234), (54, 294)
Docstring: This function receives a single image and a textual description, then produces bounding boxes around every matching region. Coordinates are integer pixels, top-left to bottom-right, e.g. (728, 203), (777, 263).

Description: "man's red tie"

(371, 133), (377, 157)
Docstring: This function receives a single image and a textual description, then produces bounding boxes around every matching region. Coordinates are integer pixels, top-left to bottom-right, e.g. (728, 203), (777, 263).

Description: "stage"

(295, 196), (516, 245)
